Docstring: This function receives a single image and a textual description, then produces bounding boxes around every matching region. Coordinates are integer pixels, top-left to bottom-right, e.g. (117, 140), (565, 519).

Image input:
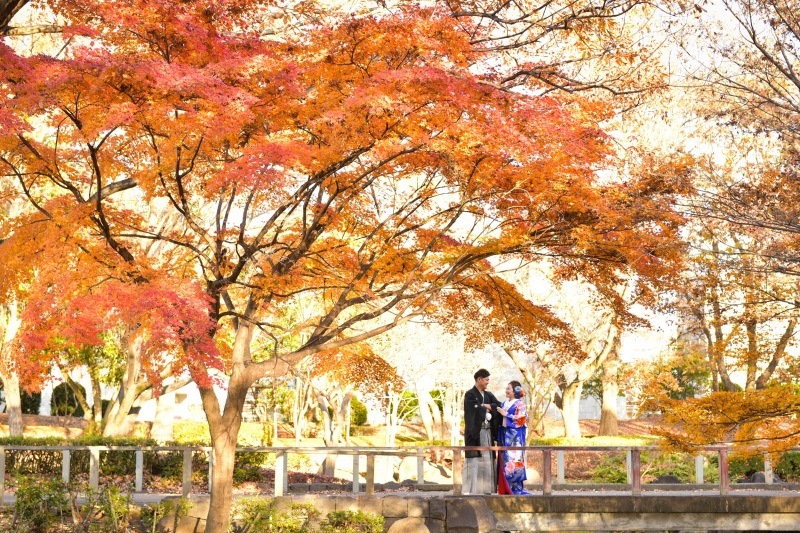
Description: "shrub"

(20, 390), (41, 415)
(646, 452), (693, 483)
(173, 420), (211, 445)
(725, 454), (764, 482)
(234, 499), (319, 533)
(592, 451), (696, 484)
(72, 485), (133, 532)
(591, 453), (628, 484)
(11, 475), (69, 532)
(318, 510), (383, 533)
(775, 452), (800, 482)
(350, 397), (368, 427)
(141, 498), (192, 533)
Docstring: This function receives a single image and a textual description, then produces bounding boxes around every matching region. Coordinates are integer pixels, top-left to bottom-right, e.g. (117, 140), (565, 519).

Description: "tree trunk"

(317, 393), (333, 446)
(87, 365), (104, 431)
(416, 384), (435, 440)
(293, 377), (302, 445)
(598, 336), (620, 436)
(756, 318), (795, 389)
(61, 370), (97, 434)
(744, 319), (758, 391)
(201, 321), (255, 533)
(560, 381), (583, 439)
(151, 391), (176, 443)
(2, 372), (23, 436)
(205, 430), (238, 533)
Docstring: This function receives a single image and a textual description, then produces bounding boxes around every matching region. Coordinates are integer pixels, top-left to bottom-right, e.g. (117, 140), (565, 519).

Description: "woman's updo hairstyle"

(510, 380), (524, 399)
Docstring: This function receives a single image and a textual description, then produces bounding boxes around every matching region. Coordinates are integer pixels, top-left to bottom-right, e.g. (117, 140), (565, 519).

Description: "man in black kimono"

(463, 368), (501, 494)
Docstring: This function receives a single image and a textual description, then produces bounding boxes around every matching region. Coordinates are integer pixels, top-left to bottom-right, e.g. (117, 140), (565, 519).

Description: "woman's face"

(505, 384), (513, 399)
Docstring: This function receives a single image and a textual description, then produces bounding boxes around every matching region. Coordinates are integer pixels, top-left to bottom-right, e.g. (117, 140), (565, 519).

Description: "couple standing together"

(463, 368), (529, 495)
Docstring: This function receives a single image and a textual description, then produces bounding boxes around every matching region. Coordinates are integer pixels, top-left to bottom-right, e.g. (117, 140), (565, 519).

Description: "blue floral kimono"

(497, 398), (529, 495)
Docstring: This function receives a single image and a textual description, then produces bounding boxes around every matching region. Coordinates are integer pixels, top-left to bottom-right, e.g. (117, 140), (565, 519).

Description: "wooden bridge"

(0, 444), (797, 531)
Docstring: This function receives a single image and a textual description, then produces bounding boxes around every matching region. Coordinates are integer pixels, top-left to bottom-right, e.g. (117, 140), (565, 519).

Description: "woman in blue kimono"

(497, 380), (529, 495)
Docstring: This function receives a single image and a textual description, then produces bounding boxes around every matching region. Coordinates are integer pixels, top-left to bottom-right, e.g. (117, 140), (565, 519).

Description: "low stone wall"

(163, 494), (498, 533)
(163, 492), (800, 533)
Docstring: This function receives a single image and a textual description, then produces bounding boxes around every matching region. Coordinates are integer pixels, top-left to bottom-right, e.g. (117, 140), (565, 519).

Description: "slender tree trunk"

(316, 392), (338, 476)
(88, 366), (104, 430)
(756, 318), (795, 389)
(0, 303), (22, 435)
(745, 319), (758, 391)
(2, 372), (23, 436)
(293, 377), (302, 446)
(151, 391), (176, 443)
(429, 393), (444, 440)
(560, 381), (583, 439)
(61, 370), (97, 433)
(416, 385), (435, 440)
(598, 336), (620, 436)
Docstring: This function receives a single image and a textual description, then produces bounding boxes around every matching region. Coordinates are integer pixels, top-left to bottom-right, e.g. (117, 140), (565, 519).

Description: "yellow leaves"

(648, 385), (800, 455)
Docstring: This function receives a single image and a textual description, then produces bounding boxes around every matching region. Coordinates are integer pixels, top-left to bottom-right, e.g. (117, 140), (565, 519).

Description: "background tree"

(0, 1), (684, 530)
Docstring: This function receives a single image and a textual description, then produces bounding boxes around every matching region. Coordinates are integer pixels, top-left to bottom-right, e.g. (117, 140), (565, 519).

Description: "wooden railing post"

(626, 450), (632, 484)
(452, 449), (462, 496)
(417, 453), (425, 486)
(135, 450), (144, 492)
(182, 449), (192, 498)
(557, 449), (565, 484)
(283, 450), (289, 492)
(542, 449), (552, 495)
(365, 453), (375, 496)
(764, 453), (773, 484)
(352, 453), (360, 493)
(0, 447), (5, 506)
(719, 448), (729, 495)
(275, 450), (287, 497)
(631, 449), (641, 496)
(89, 447), (100, 489)
(695, 455), (704, 485)
(62, 450), (71, 485)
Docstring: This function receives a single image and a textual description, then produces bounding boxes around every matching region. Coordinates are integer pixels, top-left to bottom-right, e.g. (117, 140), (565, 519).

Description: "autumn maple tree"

(0, 0), (684, 529)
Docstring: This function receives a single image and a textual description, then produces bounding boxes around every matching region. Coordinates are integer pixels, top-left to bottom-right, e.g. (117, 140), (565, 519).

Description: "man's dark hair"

(474, 368), (490, 381)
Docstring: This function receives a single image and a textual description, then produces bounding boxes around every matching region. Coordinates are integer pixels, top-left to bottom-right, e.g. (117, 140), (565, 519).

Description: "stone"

(425, 517), (445, 533)
(383, 495), (409, 517)
(445, 497), (497, 533)
(184, 496), (210, 519)
(384, 517), (401, 532)
(278, 494), (335, 516)
(398, 456), (420, 483)
(386, 517), (430, 533)
(407, 497), (429, 517)
(747, 471), (782, 483)
(429, 497), (446, 519)
(158, 514), (204, 533)
(157, 496), (210, 533)
(336, 495), (360, 512)
(358, 495), (383, 516)
(650, 475), (682, 484)
(374, 455), (398, 483)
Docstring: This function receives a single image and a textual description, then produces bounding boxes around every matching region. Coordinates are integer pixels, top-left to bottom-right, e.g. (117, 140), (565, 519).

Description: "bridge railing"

(0, 444), (783, 501)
